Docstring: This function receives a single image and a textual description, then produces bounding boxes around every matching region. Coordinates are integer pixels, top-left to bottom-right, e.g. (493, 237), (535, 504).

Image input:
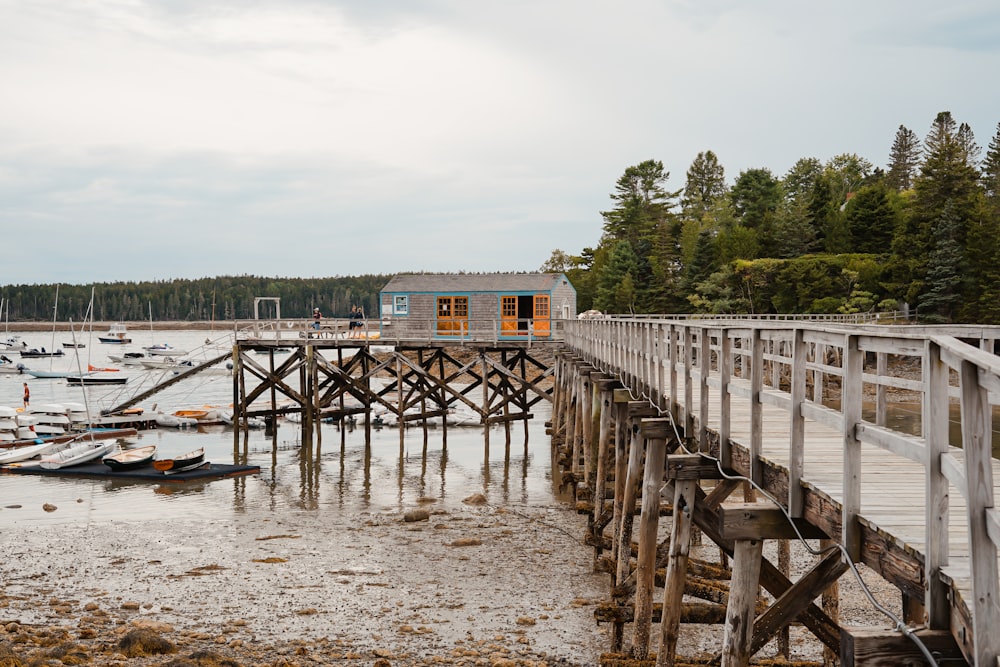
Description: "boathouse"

(378, 272), (576, 340)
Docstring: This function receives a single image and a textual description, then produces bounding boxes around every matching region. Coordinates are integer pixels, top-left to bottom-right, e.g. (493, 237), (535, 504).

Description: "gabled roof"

(381, 273), (569, 293)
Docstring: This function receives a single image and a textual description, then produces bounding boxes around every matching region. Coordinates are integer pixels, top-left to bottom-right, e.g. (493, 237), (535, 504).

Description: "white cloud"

(0, 0), (998, 285)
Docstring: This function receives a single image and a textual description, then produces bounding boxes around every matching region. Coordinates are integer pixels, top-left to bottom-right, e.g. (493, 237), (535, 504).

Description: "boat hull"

(102, 445), (157, 471)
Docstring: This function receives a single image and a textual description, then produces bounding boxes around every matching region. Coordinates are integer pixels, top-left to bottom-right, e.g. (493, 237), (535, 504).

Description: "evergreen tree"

(730, 168), (781, 253)
(845, 182), (897, 254)
(681, 151), (727, 222)
(886, 125), (921, 191)
(917, 201), (966, 322)
(983, 121), (1000, 200)
(594, 240), (640, 313)
(957, 122), (982, 169)
(682, 229), (718, 294)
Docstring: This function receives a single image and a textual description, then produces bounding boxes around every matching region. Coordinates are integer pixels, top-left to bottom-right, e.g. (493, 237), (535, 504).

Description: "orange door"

(533, 295), (550, 336)
(437, 296), (468, 336)
(501, 296), (518, 334)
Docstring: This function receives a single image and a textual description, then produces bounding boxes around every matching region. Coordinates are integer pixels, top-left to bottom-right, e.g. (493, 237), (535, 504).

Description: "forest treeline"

(0, 275), (391, 323)
(542, 111), (1000, 323)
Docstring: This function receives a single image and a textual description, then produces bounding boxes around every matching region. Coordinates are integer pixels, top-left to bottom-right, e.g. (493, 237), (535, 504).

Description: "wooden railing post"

(788, 328), (806, 517)
(958, 359), (1000, 665)
(841, 333), (863, 561)
(699, 328), (710, 452)
(750, 329), (763, 487)
(923, 340), (950, 629)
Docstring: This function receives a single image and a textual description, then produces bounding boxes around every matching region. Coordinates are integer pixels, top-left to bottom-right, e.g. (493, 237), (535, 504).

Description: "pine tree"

(886, 125), (921, 191)
(957, 122), (982, 169)
(917, 201), (966, 322)
(681, 151), (727, 222)
(983, 122), (1000, 200)
(594, 240), (640, 313)
(845, 182), (897, 254)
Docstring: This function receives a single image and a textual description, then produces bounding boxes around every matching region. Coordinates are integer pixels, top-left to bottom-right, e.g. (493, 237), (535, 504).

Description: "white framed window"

(393, 295), (409, 315)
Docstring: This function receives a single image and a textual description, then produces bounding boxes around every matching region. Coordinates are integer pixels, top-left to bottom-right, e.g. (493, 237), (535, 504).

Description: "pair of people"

(348, 306), (364, 338)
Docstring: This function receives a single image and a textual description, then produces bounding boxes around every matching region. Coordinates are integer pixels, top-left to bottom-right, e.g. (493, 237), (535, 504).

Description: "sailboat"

(143, 303), (188, 355)
(23, 289), (95, 379)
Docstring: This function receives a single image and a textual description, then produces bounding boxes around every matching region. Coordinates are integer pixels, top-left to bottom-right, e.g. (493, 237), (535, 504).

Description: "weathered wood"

(840, 627), (962, 667)
(595, 601), (727, 624)
(750, 549), (849, 655)
(958, 358), (1000, 666)
(721, 539), (763, 667)
(841, 333), (863, 562)
(718, 504), (828, 541)
(923, 340), (950, 630)
(665, 453), (723, 481)
(632, 427), (668, 659)
(656, 479), (698, 667)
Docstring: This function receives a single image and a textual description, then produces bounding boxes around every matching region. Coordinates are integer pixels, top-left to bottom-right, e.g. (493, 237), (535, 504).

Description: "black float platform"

(1, 461), (260, 482)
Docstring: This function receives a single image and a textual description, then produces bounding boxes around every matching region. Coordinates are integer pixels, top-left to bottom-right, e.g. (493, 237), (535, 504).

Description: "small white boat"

(21, 369), (93, 379)
(140, 357), (196, 371)
(0, 439), (67, 465)
(27, 404), (70, 436)
(39, 439), (117, 469)
(144, 343), (189, 356)
(0, 354), (23, 374)
(153, 412), (199, 428)
(108, 351), (146, 365)
(98, 322), (132, 344)
(102, 444), (157, 471)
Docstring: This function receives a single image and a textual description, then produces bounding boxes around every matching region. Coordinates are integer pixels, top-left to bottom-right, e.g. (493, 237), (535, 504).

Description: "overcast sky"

(2, 1), (999, 286)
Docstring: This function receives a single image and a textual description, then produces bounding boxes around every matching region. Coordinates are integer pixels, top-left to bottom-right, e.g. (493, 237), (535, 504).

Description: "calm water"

(0, 328), (563, 526)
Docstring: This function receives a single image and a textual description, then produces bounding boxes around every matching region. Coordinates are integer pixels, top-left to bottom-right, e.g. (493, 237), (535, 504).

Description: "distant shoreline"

(5, 320), (242, 332)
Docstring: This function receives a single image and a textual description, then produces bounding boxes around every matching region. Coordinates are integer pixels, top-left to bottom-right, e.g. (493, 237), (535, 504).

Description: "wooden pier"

(554, 318), (1000, 667)
(230, 336), (557, 439)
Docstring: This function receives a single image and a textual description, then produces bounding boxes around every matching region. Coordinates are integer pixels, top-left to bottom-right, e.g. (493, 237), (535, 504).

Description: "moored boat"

(66, 375), (129, 386)
(107, 351), (145, 365)
(19, 348), (65, 358)
(0, 439), (68, 465)
(0, 354), (24, 374)
(153, 446), (205, 472)
(38, 439), (117, 469)
(144, 343), (189, 356)
(98, 323), (132, 344)
(102, 444), (157, 471)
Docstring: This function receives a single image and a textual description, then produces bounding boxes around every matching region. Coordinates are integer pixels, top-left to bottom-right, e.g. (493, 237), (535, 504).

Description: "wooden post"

(923, 341), (950, 629)
(788, 328), (805, 518)
(657, 470), (699, 667)
(750, 329), (763, 488)
(610, 391), (630, 566)
(594, 380), (617, 554)
(720, 539), (763, 667)
(632, 419), (669, 660)
(842, 333), (863, 561)
(958, 359), (1000, 666)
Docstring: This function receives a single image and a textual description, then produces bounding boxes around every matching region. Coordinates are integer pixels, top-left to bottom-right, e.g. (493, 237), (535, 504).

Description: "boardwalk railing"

(235, 317), (569, 345)
(563, 317), (1000, 666)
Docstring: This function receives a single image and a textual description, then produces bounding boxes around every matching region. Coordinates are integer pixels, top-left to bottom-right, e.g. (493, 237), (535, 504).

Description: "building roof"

(381, 273), (570, 293)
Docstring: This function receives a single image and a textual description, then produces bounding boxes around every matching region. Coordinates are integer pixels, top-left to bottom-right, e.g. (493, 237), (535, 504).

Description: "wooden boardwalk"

(556, 318), (1000, 666)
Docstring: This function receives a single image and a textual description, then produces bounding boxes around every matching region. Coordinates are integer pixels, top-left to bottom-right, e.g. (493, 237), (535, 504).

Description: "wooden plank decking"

(560, 318), (1000, 666)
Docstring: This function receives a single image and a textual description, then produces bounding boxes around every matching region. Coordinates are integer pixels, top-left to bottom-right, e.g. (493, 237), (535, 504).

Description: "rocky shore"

(0, 495), (608, 667)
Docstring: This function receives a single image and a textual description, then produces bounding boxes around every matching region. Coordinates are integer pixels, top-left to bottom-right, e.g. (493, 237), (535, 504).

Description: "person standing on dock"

(349, 305), (363, 338)
(22, 382), (29, 408)
(312, 308), (322, 330)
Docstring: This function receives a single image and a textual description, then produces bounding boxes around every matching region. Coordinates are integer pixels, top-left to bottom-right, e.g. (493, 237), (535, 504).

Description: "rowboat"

(66, 375), (129, 386)
(153, 446), (205, 472)
(102, 444), (157, 471)
(0, 439), (67, 465)
(38, 439), (117, 469)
